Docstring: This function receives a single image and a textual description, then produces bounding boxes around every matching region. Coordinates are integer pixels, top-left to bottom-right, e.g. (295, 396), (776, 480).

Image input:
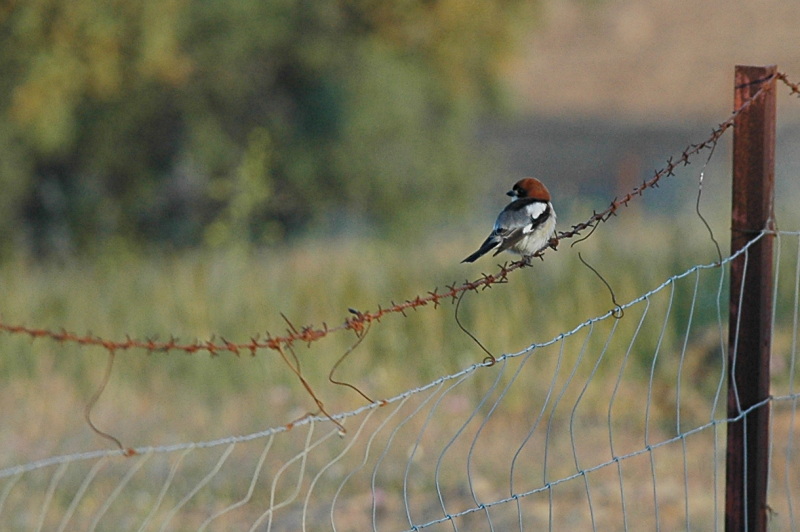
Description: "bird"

(462, 177), (557, 263)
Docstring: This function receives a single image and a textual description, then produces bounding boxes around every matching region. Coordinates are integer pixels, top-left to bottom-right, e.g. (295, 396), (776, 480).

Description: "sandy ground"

(507, 0), (800, 123)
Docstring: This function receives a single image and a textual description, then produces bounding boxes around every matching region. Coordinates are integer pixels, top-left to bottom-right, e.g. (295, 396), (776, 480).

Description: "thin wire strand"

(158, 443), (237, 532)
(301, 408), (375, 532)
(364, 391), (437, 532)
(676, 269), (702, 434)
(136, 447), (193, 532)
(766, 230), (783, 519)
(84, 350), (125, 452)
(454, 289), (497, 365)
(57, 457), (109, 532)
(544, 323), (594, 486)
(329, 321), (375, 403)
(197, 434), (275, 531)
(509, 340), (565, 496)
(785, 234), (800, 528)
(249, 421), (336, 532)
(89, 452), (151, 532)
(404, 373), (472, 529)
(34, 461), (69, 532)
(367, 396), (415, 531)
(570, 318), (621, 532)
(730, 247), (751, 414)
(432, 357), (509, 532)
(578, 251), (624, 318)
(0, 473), (21, 521)
(467, 347), (538, 508)
(435, 356), (508, 509)
(608, 299), (650, 532)
(695, 140), (723, 264)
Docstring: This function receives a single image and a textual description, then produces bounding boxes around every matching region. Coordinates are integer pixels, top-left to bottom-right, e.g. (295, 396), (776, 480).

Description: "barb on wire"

(0, 69), (785, 363)
(777, 71), (800, 96)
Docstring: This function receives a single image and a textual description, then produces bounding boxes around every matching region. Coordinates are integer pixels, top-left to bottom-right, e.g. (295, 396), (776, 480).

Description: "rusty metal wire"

(777, 71), (800, 96)
(556, 70), (785, 242)
(0, 274), (511, 356)
(0, 70), (793, 360)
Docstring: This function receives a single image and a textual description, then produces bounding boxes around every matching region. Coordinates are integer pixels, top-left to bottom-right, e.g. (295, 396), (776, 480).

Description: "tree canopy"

(1, 0), (536, 255)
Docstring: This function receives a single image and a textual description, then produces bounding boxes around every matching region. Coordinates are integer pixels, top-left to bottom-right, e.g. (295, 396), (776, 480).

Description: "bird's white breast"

(515, 202), (556, 255)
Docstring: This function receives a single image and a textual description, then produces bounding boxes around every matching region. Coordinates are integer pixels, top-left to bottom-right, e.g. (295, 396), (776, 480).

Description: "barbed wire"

(0, 70), (795, 360)
(557, 69), (797, 241)
(0, 230), (775, 480)
(777, 71), (800, 96)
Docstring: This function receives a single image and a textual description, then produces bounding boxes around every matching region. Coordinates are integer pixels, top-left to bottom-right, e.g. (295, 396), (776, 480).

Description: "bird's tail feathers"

(461, 236), (499, 263)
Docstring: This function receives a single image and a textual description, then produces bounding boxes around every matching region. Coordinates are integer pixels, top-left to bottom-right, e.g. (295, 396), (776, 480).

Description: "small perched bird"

(462, 177), (557, 263)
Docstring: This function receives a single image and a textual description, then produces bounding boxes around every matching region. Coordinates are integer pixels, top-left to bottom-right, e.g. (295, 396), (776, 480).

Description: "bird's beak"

(506, 190), (515, 197)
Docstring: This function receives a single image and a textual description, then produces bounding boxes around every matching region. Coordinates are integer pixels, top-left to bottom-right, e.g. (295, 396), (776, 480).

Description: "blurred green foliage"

(0, 0), (536, 255)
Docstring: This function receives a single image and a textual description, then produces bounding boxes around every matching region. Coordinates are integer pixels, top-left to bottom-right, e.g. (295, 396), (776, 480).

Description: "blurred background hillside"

(2, 0), (533, 256)
(3, 0), (800, 258)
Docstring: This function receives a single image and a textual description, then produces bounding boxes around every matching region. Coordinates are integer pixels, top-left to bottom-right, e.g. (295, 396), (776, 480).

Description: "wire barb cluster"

(777, 71), (800, 96)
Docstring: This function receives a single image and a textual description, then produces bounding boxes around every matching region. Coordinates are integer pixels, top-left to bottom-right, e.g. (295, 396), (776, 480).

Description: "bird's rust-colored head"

(507, 177), (551, 202)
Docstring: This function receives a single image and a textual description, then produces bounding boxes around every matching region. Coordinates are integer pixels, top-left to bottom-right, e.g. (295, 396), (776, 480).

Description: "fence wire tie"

(577, 252), (624, 319)
(84, 349), (135, 456)
(329, 319), (374, 404)
(454, 289), (497, 366)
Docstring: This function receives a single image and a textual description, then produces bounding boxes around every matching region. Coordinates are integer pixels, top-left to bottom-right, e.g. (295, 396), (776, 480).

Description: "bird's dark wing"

(490, 200), (551, 256)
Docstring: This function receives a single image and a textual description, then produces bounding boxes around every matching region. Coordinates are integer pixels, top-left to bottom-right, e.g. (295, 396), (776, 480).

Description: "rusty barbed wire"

(0, 70), (793, 361)
(0, 270), (513, 356)
(777, 71), (800, 96)
(556, 70), (783, 242)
